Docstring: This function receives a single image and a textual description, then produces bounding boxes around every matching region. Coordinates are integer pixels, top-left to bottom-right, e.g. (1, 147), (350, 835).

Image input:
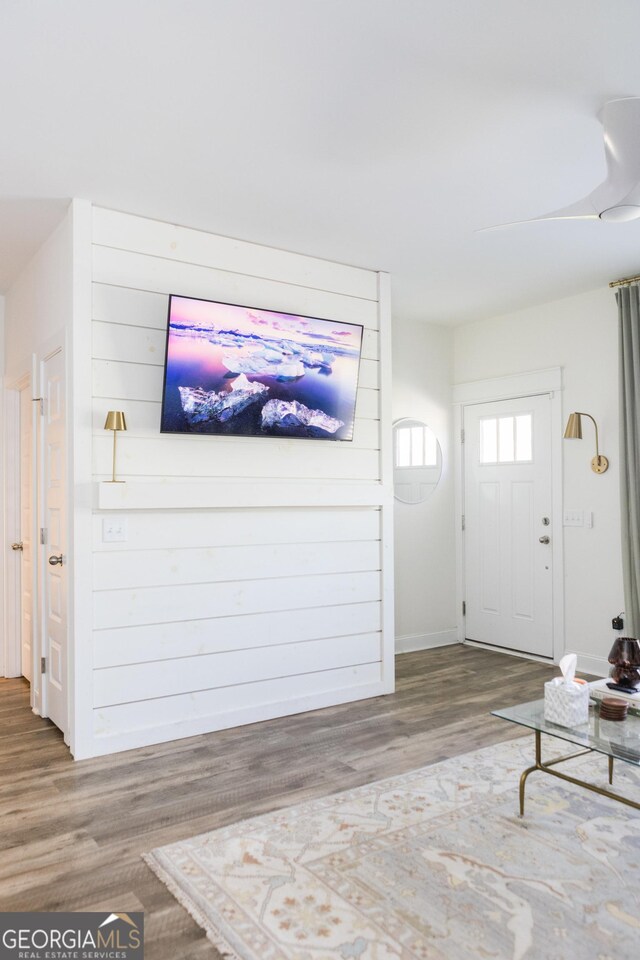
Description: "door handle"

(48, 554), (64, 566)
(11, 542), (23, 551)
(539, 536), (550, 544)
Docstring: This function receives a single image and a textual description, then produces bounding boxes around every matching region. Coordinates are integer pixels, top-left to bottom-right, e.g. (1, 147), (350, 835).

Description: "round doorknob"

(48, 554), (63, 566)
(11, 542), (23, 551)
(539, 536), (550, 544)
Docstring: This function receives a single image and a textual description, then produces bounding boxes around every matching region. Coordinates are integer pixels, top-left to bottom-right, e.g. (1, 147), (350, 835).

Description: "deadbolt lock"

(541, 517), (550, 526)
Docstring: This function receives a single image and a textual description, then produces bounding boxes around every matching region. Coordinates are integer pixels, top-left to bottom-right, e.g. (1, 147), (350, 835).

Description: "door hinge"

(462, 601), (466, 616)
(40, 528), (47, 545)
(32, 397), (44, 415)
(461, 514), (466, 531)
(41, 657), (46, 675)
(460, 428), (465, 444)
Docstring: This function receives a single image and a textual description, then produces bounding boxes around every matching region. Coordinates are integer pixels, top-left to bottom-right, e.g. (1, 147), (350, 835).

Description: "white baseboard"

(396, 629), (459, 654)
(575, 653), (609, 678)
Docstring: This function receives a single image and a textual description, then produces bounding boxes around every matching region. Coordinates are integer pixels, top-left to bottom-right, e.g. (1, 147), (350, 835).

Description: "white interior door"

(463, 394), (553, 657)
(19, 383), (34, 682)
(39, 346), (68, 734)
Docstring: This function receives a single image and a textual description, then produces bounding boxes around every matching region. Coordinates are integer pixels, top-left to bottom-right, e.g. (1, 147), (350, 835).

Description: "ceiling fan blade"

(480, 97), (640, 231)
(522, 196), (600, 222)
(590, 97), (640, 209)
(478, 198), (598, 232)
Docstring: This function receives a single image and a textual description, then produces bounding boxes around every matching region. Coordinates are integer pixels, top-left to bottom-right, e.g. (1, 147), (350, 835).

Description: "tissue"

(543, 654), (590, 727)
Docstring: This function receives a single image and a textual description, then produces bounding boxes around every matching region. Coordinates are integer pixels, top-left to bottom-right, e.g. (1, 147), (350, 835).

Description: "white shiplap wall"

(86, 207), (393, 756)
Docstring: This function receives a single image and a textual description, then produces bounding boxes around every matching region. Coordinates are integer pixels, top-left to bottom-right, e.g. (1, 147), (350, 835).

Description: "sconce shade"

(104, 411), (127, 432)
(563, 413), (582, 439)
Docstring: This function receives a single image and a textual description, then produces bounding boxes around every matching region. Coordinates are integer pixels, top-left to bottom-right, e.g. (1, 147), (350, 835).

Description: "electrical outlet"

(103, 517), (128, 542)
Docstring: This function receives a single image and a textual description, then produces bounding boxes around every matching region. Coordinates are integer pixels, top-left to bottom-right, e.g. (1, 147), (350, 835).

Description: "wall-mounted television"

(160, 295), (363, 441)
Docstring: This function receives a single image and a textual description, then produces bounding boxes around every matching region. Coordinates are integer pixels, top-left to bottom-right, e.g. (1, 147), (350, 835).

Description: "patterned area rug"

(145, 737), (640, 960)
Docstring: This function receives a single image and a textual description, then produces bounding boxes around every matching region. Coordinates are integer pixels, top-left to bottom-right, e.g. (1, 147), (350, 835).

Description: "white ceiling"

(3, 0), (640, 324)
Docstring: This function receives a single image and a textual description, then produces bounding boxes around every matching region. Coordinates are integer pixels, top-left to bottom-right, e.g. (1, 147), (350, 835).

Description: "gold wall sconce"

(563, 411), (608, 473)
(104, 410), (127, 482)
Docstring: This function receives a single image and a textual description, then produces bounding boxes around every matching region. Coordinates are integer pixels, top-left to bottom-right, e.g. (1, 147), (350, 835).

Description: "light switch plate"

(103, 517), (128, 542)
(563, 509), (584, 527)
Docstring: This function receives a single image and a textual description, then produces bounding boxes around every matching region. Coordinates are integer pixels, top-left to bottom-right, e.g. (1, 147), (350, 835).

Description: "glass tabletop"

(492, 698), (640, 767)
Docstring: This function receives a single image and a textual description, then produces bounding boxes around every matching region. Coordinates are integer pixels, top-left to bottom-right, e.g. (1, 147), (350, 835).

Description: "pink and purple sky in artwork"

(169, 296), (362, 349)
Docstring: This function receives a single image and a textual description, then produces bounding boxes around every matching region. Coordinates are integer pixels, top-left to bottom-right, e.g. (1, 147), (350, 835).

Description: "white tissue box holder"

(544, 680), (590, 728)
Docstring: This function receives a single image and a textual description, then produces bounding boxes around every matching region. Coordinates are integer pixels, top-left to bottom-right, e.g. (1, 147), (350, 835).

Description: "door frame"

(3, 373), (34, 683)
(3, 335), (70, 737)
(453, 367), (564, 664)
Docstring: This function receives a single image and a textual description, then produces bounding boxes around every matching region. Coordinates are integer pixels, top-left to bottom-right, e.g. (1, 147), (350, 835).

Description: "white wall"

(392, 318), (457, 651)
(77, 207), (394, 758)
(4, 208), (73, 382)
(454, 286), (624, 675)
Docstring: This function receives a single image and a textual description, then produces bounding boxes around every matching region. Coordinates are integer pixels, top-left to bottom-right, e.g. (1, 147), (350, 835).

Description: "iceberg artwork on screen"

(178, 374), (268, 424)
(261, 399), (344, 435)
(160, 295), (363, 441)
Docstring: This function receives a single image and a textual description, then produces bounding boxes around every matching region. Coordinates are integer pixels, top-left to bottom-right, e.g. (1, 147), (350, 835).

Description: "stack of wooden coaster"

(599, 697), (629, 721)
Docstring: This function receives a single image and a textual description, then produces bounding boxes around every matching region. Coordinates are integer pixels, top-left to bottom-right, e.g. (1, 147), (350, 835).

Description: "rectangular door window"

(480, 414), (532, 465)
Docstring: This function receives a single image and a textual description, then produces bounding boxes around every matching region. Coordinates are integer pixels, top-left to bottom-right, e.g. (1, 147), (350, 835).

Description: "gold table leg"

(519, 730), (541, 817)
(518, 731), (626, 817)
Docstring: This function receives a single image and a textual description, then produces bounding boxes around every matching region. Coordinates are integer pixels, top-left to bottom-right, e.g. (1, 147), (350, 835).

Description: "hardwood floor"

(0, 646), (559, 958)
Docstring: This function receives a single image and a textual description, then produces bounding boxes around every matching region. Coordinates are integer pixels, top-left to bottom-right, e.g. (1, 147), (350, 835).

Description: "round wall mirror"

(393, 418), (443, 504)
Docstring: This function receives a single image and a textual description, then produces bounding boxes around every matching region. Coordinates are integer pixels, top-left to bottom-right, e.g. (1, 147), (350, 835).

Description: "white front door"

(39, 346), (68, 734)
(463, 394), (553, 657)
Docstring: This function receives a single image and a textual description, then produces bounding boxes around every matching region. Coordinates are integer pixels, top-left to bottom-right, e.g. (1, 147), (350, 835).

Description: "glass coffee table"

(492, 698), (640, 816)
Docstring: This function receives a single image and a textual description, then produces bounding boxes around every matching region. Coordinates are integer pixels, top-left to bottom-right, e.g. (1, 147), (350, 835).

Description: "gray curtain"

(617, 283), (640, 636)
